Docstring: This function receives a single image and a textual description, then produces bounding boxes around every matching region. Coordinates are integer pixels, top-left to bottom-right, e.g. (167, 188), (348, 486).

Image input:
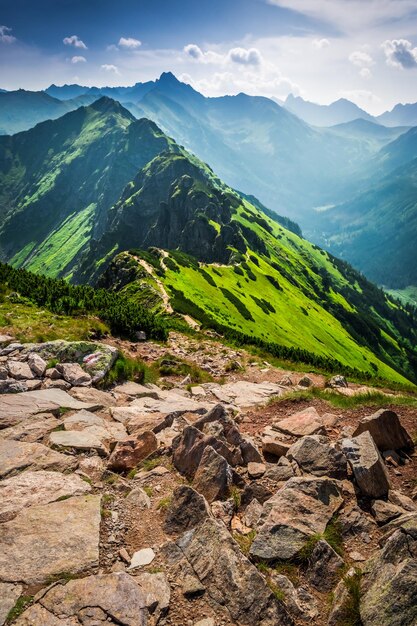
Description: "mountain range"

(0, 97), (416, 384)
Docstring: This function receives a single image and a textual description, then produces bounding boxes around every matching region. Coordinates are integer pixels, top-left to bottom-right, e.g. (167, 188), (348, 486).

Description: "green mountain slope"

(0, 97), (178, 277)
(0, 98), (415, 384)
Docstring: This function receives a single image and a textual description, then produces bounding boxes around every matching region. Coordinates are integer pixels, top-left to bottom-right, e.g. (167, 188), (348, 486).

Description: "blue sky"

(1, 0), (417, 113)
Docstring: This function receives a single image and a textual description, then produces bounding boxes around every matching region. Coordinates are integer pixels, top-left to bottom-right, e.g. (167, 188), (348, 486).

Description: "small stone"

(119, 548), (131, 564)
(298, 375), (313, 387)
(57, 362), (92, 387)
(247, 462), (266, 478)
(7, 361), (34, 381)
(349, 551), (366, 562)
(182, 574), (206, 598)
(108, 431), (158, 473)
(27, 353), (47, 377)
(128, 548), (155, 570)
(371, 499), (404, 525)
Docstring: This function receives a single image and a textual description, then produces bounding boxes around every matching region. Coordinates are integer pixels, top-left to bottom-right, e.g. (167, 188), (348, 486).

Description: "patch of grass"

(267, 582), (286, 603)
(127, 468), (138, 480)
(55, 494), (72, 502)
(157, 354), (213, 383)
(256, 560), (270, 574)
(271, 387), (417, 410)
(274, 561), (300, 586)
(101, 354), (147, 387)
(157, 496), (172, 511)
(140, 456), (163, 472)
(231, 487), (242, 512)
(47, 358), (59, 369)
(333, 569), (363, 626)
(298, 533), (322, 562)
(225, 359), (243, 372)
(233, 529), (256, 556)
(45, 572), (79, 585)
(6, 596), (33, 622)
(143, 486), (153, 497)
(103, 474), (119, 485)
(101, 508), (111, 518)
(324, 516), (344, 556)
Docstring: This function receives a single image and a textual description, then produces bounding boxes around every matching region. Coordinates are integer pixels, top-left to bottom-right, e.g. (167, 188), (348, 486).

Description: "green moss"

(6, 596), (33, 622)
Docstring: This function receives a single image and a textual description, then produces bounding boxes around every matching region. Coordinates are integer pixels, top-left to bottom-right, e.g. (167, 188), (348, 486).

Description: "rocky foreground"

(0, 335), (416, 626)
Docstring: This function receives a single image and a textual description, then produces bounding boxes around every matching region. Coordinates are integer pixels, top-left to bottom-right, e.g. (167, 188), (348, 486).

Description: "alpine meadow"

(0, 2), (416, 626)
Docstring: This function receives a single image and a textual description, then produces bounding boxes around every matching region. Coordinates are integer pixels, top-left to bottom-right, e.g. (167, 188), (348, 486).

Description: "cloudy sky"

(1, 0), (417, 113)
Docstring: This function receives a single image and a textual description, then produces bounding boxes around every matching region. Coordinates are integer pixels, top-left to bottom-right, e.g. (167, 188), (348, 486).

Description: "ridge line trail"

(133, 255), (174, 314)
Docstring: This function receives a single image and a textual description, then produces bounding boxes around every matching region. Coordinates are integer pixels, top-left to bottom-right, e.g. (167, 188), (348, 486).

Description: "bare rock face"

(250, 477), (343, 561)
(360, 517), (417, 626)
(135, 571), (171, 621)
(15, 572), (147, 626)
(353, 409), (414, 452)
(0, 583), (22, 625)
(0, 439), (77, 478)
(0, 495), (101, 584)
(371, 499), (404, 525)
(342, 431), (391, 498)
(108, 430), (157, 472)
(287, 435), (347, 479)
(171, 518), (293, 626)
(0, 470), (91, 522)
(193, 445), (233, 503)
(164, 486), (211, 535)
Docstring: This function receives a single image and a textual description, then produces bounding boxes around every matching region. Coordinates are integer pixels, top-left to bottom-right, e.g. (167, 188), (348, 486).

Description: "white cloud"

(71, 55), (86, 64)
(0, 25), (16, 44)
(101, 64), (120, 74)
(184, 44), (205, 61)
(63, 35), (87, 49)
(312, 38), (330, 49)
(349, 50), (374, 67)
(267, 0), (417, 32)
(339, 88), (381, 107)
(183, 44), (262, 67)
(106, 44), (119, 52)
(360, 67), (372, 78)
(227, 47), (263, 66)
(382, 38), (417, 68)
(118, 37), (142, 49)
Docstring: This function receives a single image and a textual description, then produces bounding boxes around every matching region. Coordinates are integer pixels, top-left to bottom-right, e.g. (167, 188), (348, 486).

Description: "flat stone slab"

(113, 382), (160, 398)
(15, 572), (147, 626)
(128, 548), (156, 570)
(0, 470), (91, 522)
(49, 430), (109, 456)
(69, 386), (117, 407)
(0, 495), (101, 584)
(0, 440), (77, 478)
(208, 381), (284, 407)
(272, 407), (330, 437)
(130, 391), (214, 416)
(0, 389), (101, 428)
(0, 414), (61, 442)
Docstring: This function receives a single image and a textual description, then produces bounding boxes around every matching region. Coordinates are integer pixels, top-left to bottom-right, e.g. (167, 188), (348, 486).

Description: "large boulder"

(306, 539), (345, 591)
(250, 477), (343, 561)
(353, 409), (414, 452)
(287, 435), (347, 479)
(342, 431), (391, 498)
(360, 517), (417, 626)
(108, 431), (157, 472)
(0, 495), (101, 584)
(164, 486), (211, 535)
(193, 445), (233, 503)
(14, 572), (147, 626)
(169, 518), (293, 625)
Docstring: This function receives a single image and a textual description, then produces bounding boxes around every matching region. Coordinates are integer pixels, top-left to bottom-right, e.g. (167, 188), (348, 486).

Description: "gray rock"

(269, 574), (319, 621)
(135, 572), (170, 620)
(371, 499), (404, 525)
(328, 375), (348, 388)
(164, 486), (211, 535)
(262, 427), (291, 458)
(0, 439), (77, 478)
(15, 572), (147, 625)
(250, 477), (343, 561)
(272, 407), (327, 437)
(342, 431), (391, 498)
(248, 461), (266, 478)
(27, 353), (47, 377)
(306, 539), (345, 590)
(264, 457), (295, 483)
(193, 445), (233, 503)
(328, 567), (359, 626)
(243, 498), (263, 529)
(360, 518), (417, 626)
(113, 381), (160, 398)
(57, 362), (92, 387)
(353, 409), (414, 452)
(7, 361), (34, 381)
(0, 495), (101, 584)
(298, 375), (313, 387)
(287, 435), (347, 479)
(174, 518), (293, 625)
(0, 470), (91, 522)
(0, 413), (61, 443)
(45, 367), (61, 379)
(182, 573), (206, 598)
(49, 429), (109, 456)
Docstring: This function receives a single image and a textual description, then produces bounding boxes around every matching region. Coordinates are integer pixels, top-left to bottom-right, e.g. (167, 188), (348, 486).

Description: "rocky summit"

(0, 331), (416, 626)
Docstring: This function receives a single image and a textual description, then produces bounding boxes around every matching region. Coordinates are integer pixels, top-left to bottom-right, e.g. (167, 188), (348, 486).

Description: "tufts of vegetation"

(333, 569), (363, 626)
(0, 262), (168, 342)
(271, 387), (417, 409)
(157, 354), (212, 383)
(233, 530), (256, 556)
(6, 596), (33, 623)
